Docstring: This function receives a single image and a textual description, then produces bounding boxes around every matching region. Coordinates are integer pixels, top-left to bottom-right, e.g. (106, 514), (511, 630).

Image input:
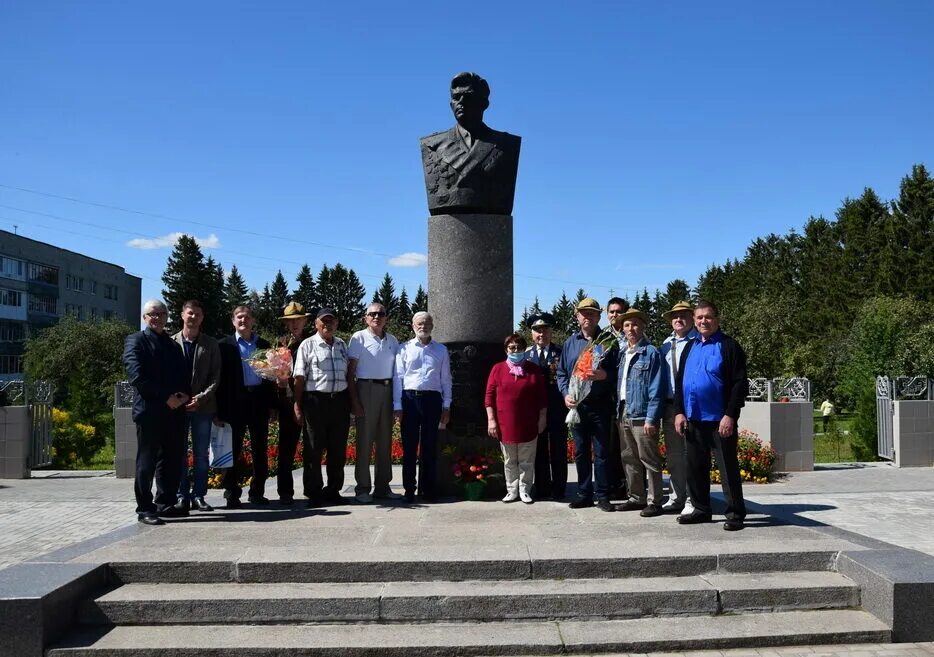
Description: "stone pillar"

(113, 383), (137, 478)
(428, 213), (512, 496)
(0, 406), (31, 479)
(893, 400), (934, 467)
(740, 401), (814, 471)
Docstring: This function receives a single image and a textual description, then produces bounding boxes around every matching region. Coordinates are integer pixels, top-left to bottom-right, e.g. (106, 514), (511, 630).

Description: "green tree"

(316, 264), (366, 326)
(269, 271), (290, 317)
(397, 287), (411, 320)
(411, 285), (428, 314)
(201, 256), (225, 337)
(551, 291), (574, 335)
(24, 316), (135, 455)
(161, 235), (213, 333)
(294, 264), (316, 313)
(223, 264), (249, 319)
(372, 273), (399, 318)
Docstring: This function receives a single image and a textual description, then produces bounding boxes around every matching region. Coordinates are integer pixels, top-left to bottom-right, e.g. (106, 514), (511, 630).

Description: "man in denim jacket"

(614, 309), (665, 517)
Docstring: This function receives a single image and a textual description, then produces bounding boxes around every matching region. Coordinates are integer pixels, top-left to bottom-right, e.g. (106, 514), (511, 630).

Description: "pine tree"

(397, 287), (411, 321)
(294, 264), (316, 313)
(552, 291), (574, 334)
(314, 265), (333, 310)
(254, 285), (277, 338)
(372, 273), (399, 317)
(201, 256), (225, 337)
(412, 285), (428, 314)
(269, 270), (290, 318)
(223, 265), (249, 318)
(318, 264), (366, 325)
(161, 235), (211, 333)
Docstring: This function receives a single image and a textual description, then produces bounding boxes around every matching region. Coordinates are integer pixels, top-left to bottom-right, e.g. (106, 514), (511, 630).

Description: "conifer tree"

(412, 285), (428, 314)
(201, 256), (225, 336)
(161, 235), (211, 333)
(372, 273), (399, 317)
(223, 265), (249, 318)
(294, 264), (316, 313)
(397, 287), (411, 321)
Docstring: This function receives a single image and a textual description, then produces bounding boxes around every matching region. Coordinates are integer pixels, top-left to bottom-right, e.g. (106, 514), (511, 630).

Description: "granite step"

(79, 571), (858, 625)
(48, 609), (891, 656)
(104, 550), (840, 584)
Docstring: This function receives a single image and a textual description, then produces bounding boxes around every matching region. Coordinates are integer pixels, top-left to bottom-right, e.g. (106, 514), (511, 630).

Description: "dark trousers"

(534, 405), (569, 498)
(401, 390), (442, 496)
(303, 390), (351, 499)
(222, 389), (270, 500)
(569, 403), (611, 501)
(277, 397), (312, 500)
(685, 420), (747, 520)
(135, 411), (186, 516)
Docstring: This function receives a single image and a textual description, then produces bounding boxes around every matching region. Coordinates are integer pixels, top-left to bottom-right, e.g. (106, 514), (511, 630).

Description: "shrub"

(51, 408), (102, 468)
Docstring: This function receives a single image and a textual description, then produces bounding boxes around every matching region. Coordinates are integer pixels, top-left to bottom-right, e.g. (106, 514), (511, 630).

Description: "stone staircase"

(47, 550), (890, 656)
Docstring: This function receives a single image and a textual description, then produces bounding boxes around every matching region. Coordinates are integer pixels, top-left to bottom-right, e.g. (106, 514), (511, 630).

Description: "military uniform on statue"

(525, 312), (569, 500)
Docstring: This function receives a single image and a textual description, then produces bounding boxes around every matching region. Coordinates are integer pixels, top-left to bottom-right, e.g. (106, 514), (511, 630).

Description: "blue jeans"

(178, 411), (212, 500)
(401, 390), (442, 496)
(570, 403), (611, 501)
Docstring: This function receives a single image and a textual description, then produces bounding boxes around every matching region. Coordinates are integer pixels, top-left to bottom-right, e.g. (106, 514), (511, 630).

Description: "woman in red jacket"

(485, 333), (547, 504)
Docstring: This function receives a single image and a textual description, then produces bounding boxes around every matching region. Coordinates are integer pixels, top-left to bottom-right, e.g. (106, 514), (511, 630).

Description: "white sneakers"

(681, 499), (695, 517)
(519, 490), (533, 504)
(502, 491), (519, 503)
(662, 496), (695, 516)
(504, 490), (534, 504)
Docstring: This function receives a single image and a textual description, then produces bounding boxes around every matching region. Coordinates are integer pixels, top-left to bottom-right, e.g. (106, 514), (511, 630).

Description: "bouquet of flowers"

(244, 346), (293, 382)
(565, 330), (617, 426)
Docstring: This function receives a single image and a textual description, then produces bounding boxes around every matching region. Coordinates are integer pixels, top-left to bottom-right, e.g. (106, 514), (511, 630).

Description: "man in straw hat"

(556, 298), (619, 512)
(275, 301), (312, 506)
(614, 308), (665, 516)
(659, 301), (699, 516)
(673, 301), (748, 531)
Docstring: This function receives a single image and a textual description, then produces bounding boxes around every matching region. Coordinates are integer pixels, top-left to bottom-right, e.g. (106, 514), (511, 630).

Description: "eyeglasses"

(145, 311), (167, 318)
(366, 311), (387, 318)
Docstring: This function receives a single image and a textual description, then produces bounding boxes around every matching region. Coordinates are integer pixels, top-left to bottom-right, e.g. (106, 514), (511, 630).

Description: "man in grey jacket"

(173, 299), (222, 512)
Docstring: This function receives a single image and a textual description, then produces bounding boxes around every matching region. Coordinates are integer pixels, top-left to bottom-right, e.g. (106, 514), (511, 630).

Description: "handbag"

(209, 422), (234, 468)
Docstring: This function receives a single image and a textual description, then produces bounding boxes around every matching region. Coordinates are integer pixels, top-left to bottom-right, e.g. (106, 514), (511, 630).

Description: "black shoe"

(277, 497), (294, 507)
(192, 497), (213, 512)
(568, 498), (594, 509)
(173, 498), (190, 512)
(157, 506), (188, 518)
(248, 495), (270, 506)
(403, 491), (416, 503)
(724, 518), (745, 531)
(596, 500), (616, 512)
(225, 497), (243, 510)
(306, 498), (323, 509)
(640, 504), (664, 517)
(615, 499), (646, 512)
(551, 490), (566, 501)
(677, 511), (713, 525)
(138, 514), (165, 526)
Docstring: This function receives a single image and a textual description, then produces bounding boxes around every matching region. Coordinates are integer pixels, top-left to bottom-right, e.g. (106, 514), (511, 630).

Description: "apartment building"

(0, 229), (142, 380)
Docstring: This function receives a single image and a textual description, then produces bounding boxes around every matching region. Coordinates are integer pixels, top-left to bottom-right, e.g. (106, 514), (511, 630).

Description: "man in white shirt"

(659, 301), (699, 516)
(293, 307), (351, 507)
(393, 311), (453, 503)
(348, 303), (401, 504)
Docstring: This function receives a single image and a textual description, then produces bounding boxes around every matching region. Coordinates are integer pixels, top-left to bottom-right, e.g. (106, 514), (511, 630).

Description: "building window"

(0, 321), (27, 341)
(89, 280), (97, 295)
(0, 354), (23, 375)
(28, 294), (58, 315)
(0, 289), (23, 307)
(90, 307), (98, 319)
(27, 263), (59, 286)
(0, 257), (25, 278)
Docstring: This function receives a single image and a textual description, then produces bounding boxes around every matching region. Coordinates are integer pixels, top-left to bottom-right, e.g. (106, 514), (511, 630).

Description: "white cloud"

(127, 232), (221, 250)
(388, 251), (427, 267)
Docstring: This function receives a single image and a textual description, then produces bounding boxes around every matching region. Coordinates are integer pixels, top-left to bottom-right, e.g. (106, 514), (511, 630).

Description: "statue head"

(449, 72), (490, 130)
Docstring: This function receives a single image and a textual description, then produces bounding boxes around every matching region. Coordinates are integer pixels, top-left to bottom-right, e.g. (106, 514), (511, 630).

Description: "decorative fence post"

(740, 377), (814, 471)
(113, 382), (137, 478)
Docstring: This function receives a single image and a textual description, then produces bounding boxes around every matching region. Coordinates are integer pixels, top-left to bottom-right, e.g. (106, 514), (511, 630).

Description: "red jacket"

(485, 361), (547, 444)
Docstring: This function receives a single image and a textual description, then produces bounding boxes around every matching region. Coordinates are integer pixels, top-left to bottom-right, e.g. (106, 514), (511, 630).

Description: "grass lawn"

(813, 412), (858, 463)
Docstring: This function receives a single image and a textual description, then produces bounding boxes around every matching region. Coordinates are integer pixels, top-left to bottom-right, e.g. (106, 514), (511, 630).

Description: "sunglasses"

(366, 311), (387, 318)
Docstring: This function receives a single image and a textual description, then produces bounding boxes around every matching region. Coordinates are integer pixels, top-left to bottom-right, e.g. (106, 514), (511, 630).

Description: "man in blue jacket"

(556, 298), (618, 511)
(122, 300), (191, 525)
(614, 309), (665, 517)
(673, 301), (749, 531)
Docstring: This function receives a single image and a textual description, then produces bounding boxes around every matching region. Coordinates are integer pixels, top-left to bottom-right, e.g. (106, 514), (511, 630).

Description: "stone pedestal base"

(0, 406), (31, 479)
(740, 402), (814, 471)
(427, 214), (513, 497)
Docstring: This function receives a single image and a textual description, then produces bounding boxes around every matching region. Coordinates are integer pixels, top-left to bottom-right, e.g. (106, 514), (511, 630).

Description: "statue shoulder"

(420, 128), (456, 150)
(486, 128), (521, 149)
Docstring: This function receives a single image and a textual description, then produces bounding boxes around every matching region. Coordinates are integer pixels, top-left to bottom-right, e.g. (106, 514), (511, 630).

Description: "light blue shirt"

(236, 333), (263, 387)
(393, 338), (452, 411)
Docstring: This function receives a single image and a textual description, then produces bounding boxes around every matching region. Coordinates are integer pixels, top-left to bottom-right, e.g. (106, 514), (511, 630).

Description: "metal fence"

(875, 376), (934, 461)
(0, 379), (56, 468)
(114, 381), (136, 409)
(747, 377), (811, 402)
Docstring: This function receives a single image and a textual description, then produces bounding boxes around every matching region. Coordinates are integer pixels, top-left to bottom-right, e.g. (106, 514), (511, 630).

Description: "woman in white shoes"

(485, 333), (548, 504)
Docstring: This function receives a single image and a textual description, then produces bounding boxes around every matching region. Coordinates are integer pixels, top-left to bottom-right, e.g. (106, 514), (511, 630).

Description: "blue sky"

(2, 1), (932, 324)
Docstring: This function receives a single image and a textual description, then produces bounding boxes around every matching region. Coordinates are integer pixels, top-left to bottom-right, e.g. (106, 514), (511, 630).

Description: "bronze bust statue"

(420, 72), (521, 216)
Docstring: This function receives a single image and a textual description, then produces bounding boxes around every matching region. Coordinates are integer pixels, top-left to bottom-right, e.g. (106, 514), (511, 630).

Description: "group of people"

(483, 297), (748, 531)
(123, 293), (749, 531)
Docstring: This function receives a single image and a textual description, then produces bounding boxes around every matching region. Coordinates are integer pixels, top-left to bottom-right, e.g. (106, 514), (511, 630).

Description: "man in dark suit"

(525, 312), (568, 500)
(122, 300), (191, 525)
(216, 305), (276, 509)
(420, 72), (521, 216)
